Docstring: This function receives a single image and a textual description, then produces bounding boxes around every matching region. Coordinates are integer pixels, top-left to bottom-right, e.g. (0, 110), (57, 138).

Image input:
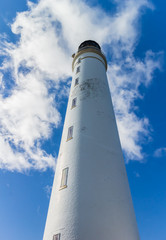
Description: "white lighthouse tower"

(43, 40), (140, 240)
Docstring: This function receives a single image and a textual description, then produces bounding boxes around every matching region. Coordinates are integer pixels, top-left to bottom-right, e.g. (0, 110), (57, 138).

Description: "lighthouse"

(43, 40), (140, 240)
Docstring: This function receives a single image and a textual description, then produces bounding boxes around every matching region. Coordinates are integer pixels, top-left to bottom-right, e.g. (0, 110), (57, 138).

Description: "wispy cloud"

(108, 50), (162, 161)
(134, 171), (140, 178)
(44, 184), (52, 199)
(0, 0), (163, 171)
(154, 147), (166, 158)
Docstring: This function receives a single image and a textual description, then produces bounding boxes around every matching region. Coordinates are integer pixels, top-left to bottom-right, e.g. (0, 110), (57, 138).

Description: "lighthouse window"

(78, 58), (81, 64)
(71, 97), (77, 109)
(53, 233), (61, 240)
(60, 168), (69, 189)
(75, 77), (79, 86)
(67, 126), (73, 141)
(76, 66), (80, 73)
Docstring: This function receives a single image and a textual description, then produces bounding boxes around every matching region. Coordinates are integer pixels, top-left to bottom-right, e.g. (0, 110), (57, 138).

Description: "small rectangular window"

(76, 66), (80, 73)
(78, 58), (81, 64)
(75, 77), (79, 86)
(71, 97), (77, 109)
(67, 126), (73, 141)
(60, 168), (69, 189)
(53, 233), (60, 240)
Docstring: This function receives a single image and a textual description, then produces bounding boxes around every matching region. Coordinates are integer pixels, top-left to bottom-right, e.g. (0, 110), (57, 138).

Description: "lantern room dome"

(78, 40), (101, 52)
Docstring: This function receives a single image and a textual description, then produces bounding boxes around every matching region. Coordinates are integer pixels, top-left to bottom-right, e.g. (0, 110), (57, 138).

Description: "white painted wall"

(43, 48), (140, 240)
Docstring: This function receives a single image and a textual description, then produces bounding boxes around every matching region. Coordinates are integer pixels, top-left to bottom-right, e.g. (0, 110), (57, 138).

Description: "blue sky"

(0, 0), (166, 239)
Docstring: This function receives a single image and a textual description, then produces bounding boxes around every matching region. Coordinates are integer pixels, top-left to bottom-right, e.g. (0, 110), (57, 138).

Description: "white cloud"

(44, 184), (52, 199)
(107, 50), (162, 160)
(154, 147), (166, 158)
(0, 0), (163, 171)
